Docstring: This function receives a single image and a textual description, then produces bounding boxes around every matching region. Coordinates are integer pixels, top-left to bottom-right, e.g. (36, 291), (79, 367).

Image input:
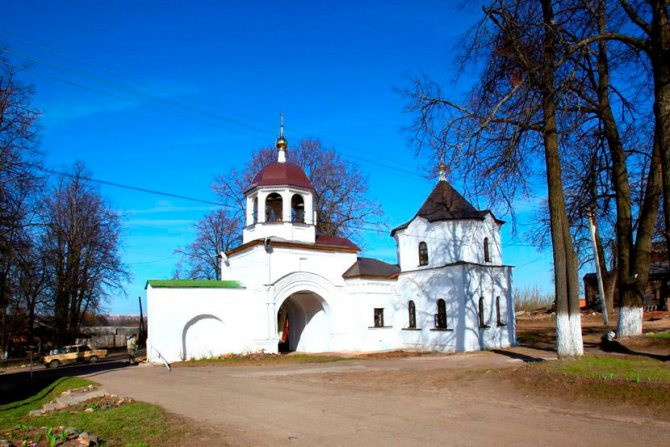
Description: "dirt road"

(89, 349), (669, 447)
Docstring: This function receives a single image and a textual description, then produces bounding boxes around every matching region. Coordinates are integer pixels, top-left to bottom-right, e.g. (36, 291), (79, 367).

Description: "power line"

(40, 167), (543, 243)
(39, 167), (392, 231)
(39, 167), (230, 208)
(1, 35), (425, 180)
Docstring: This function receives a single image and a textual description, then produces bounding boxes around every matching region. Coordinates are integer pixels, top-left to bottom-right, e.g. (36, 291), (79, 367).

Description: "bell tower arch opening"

(291, 194), (305, 223)
(265, 193), (283, 222)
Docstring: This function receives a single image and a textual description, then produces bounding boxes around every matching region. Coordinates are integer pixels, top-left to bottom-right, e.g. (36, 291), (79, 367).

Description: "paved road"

(0, 353), (131, 404)
(86, 349), (670, 447)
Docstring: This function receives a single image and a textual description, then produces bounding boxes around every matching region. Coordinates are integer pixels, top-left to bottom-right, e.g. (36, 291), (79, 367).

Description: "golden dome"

(276, 135), (288, 150)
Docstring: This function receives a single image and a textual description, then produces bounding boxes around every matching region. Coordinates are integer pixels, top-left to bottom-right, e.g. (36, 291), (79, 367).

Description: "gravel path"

(88, 348), (670, 447)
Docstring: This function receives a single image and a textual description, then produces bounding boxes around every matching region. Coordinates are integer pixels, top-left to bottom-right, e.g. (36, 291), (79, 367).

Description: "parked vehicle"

(43, 344), (108, 368)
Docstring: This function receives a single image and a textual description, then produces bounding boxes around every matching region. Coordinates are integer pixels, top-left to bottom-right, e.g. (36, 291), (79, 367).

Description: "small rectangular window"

(374, 308), (384, 327)
(435, 299), (447, 329)
(479, 297), (489, 328)
(496, 296), (506, 326)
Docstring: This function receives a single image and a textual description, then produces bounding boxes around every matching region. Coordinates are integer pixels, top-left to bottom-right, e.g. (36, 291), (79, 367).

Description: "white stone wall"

(394, 214), (503, 271)
(395, 264), (514, 352)
(147, 286), (257, 362)
(148, 261), (514, 362)
(338, 279), (400, 352)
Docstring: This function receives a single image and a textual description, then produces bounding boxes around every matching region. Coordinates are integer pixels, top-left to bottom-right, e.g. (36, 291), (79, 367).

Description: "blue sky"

(1, 0), (556, 314)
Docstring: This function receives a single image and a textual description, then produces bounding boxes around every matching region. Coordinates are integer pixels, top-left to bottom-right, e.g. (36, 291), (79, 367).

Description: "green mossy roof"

(145, 280), (244, 289)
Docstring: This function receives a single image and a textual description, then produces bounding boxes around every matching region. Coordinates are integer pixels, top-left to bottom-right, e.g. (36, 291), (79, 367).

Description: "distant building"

(146, 126), (515, 362)
(583, 243), (669, 311)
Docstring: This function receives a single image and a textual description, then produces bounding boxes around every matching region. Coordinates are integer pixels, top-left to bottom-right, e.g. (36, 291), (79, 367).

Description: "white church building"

(146, 129), (515, 363)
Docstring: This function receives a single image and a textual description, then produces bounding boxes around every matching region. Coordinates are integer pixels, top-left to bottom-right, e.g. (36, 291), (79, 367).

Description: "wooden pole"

(138, 296), (145, 345)
(588, 211), (609, 326)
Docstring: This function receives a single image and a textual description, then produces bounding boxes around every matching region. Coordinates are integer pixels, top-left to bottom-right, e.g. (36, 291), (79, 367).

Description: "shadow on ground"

(600, 340), (670, 362)
(491, 349), (547, 363)
(0, 358), (131, 405)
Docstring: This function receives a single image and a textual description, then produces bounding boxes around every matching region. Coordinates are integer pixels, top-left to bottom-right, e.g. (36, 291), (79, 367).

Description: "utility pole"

(587, 210), (609, 326)
(138, 296), (145, 346)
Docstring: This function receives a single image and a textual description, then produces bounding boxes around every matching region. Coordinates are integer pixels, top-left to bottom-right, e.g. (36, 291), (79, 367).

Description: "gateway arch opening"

(277, 291), (330, 353)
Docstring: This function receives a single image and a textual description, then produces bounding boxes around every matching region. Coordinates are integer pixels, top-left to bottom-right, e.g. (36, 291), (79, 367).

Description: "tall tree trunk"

(541, 0), (583, 357)
(595, 0), (636, 330)
(620, 138), (662, 335)
(0, 271), (9, 357)
(649, 0), (670, 264)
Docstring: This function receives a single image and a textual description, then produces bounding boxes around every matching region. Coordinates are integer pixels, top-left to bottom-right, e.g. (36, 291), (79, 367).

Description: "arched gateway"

(272, 272), (334, 353)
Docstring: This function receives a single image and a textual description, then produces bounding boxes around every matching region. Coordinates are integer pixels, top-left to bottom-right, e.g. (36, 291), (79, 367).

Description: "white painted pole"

(588, 211), (609, 326)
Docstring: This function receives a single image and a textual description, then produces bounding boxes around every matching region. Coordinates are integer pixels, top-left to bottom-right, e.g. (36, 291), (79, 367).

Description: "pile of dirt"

(62, 395), (133, 414)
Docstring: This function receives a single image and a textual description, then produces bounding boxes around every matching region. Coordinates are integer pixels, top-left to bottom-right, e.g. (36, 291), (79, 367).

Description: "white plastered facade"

(147, 158), (515, 363)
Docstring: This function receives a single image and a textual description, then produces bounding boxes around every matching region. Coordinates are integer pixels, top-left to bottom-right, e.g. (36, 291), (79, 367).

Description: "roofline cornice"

(243, 184), (315, 195)
(226, 238), (360, 257)
(399, 262), (514, 275)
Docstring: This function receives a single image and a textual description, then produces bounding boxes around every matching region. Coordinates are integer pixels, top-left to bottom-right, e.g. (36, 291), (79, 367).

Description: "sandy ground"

(88, 347), (670, 447)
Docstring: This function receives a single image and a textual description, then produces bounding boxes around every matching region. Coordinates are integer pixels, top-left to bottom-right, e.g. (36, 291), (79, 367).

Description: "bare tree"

(557, 0), (661, 333)
(406, 0), (584, 356)
(599, 1), (670, 267)
(408, 0), (662, 341)
(174, 210), (241, 280)
(16, 241), (49, 346)
(41, 163), (128, 344)
(0, 51), (41, 355)
(538, 0), (661, 336)
(213, 139), (384, 239)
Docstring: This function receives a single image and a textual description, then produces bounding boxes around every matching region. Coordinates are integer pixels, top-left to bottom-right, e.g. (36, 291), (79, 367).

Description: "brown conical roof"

(244, 161), (314, 193)
(391, 180), (503, 235)
(415, 180), (483, 221)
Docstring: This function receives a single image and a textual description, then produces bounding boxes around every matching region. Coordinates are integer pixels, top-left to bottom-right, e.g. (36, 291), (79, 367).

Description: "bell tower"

(241, 116), (317, 244)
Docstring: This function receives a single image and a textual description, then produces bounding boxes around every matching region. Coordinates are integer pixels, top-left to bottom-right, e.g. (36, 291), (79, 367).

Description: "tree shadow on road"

(0, 360), (132, 405)
(490, 349), (547, 363)
(599, 340), (670, 362)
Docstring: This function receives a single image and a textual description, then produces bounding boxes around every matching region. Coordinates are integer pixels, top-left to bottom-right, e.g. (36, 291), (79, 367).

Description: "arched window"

(291, 194), (305, 223)
(496, 296), (506, 326)
(484, 237), (490, 262)
(265, 193), (283, 222)
(418, 242), (428, 266)
(435, 299), (447, 329)
(479, 296), (488, 328)
(408, 300), (416, 329)
(252, 197), (258, 224)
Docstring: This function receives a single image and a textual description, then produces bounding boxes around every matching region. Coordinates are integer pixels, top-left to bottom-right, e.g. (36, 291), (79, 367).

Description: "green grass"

(542, 355), (670, 383)
(0, 377), (93, 426)
(513, 355), (670, 416)
(0, 377), (204, 446)
(29, 402), (177, 446)
(647, 332), (670, 339)
(145, 279), (243, 289)
(180, 353), (345, 366)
